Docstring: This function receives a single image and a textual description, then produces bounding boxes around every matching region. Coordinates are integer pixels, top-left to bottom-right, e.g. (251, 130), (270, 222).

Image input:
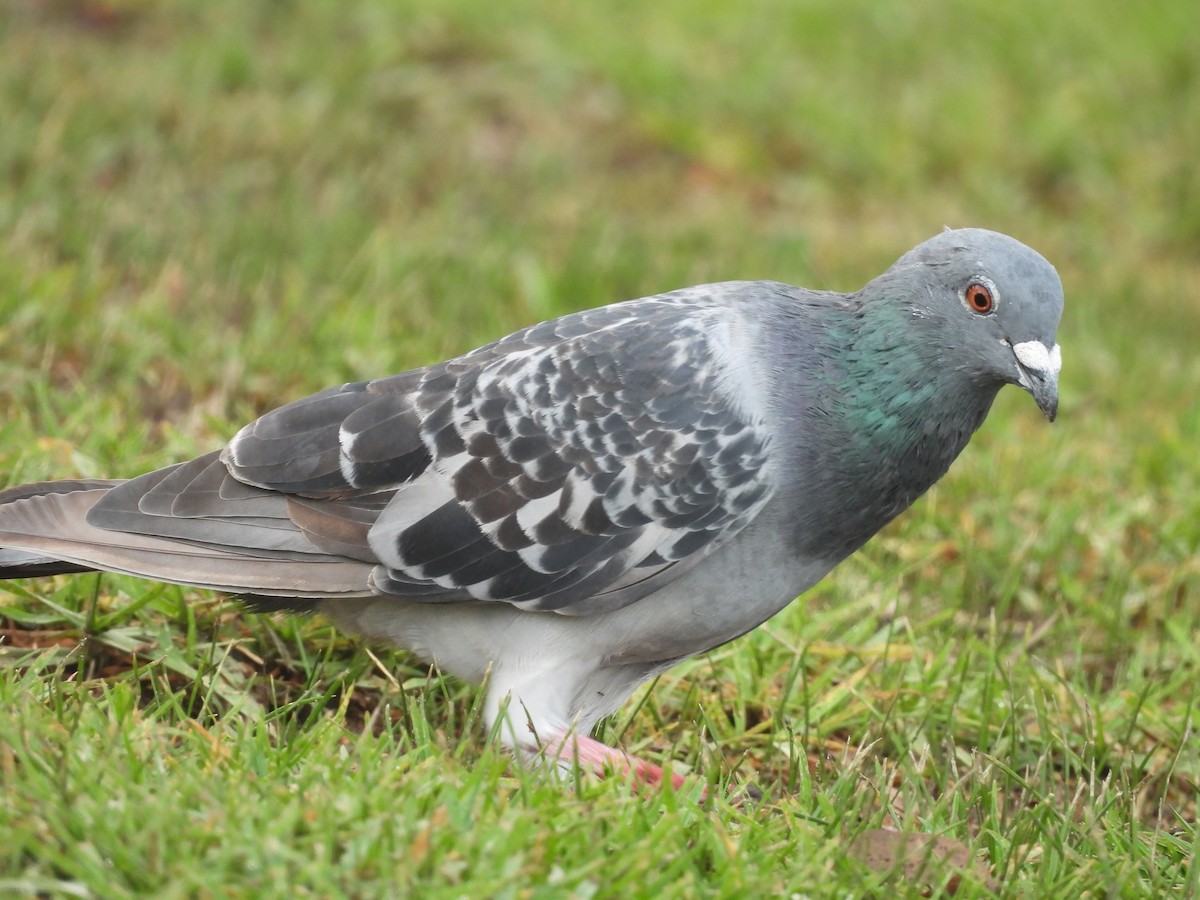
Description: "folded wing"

(1, 291), (775, 616)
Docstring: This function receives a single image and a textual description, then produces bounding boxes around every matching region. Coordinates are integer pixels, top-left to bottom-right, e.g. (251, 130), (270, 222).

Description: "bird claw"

(538, 731), (766, 805)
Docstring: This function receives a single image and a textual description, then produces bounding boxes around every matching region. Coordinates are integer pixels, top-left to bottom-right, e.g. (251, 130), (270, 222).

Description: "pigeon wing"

(224, 292), (776, 615)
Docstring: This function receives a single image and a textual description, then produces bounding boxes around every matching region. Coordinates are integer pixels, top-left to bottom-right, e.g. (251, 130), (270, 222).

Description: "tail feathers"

(0, 480), (116, 578)
(0, 486), (376, 598)
(0, 478), (123, 504)
(0, 547), (96, 579)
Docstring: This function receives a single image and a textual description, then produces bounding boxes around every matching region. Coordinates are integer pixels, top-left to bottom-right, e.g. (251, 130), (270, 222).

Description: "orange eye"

(965, 282), (994, 314)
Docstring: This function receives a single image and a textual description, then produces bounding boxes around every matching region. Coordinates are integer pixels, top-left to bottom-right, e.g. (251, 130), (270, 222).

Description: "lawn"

(0, 0), (1197, 896)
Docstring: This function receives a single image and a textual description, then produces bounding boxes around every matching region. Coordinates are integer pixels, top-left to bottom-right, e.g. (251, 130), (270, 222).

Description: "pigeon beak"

(1010, 340), (1062, 422)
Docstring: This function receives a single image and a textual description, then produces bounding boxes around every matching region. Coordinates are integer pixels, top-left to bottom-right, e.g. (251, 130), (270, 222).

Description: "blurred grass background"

(0, 0), (1197, 896)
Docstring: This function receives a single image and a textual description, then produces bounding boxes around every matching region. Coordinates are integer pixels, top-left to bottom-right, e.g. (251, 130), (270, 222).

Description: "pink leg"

(540, 732), (704, 798)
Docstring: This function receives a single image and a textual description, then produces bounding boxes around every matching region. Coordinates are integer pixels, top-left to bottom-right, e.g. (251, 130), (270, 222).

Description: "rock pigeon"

(0, 228), (1063, 790)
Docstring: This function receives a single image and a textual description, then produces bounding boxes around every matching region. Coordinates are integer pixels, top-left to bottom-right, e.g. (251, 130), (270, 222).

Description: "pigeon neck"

(772, 298), (1001, 561)
(843, 305), (996, 444)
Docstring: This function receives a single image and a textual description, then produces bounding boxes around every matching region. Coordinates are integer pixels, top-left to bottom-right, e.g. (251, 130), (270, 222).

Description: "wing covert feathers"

(1, 289), (774, 615)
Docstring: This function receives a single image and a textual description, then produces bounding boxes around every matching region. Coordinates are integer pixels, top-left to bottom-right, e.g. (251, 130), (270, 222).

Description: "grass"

(0, 0), (1197, 896)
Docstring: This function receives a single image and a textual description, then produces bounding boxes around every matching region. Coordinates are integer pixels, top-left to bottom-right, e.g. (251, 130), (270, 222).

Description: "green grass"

(1, 0), (1197, 896)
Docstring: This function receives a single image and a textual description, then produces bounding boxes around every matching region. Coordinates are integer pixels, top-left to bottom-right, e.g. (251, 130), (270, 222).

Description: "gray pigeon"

(0, 228), (1063, 790)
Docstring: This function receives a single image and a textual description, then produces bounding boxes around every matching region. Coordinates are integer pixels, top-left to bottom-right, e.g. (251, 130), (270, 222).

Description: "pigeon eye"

(964, 282), (994, 314)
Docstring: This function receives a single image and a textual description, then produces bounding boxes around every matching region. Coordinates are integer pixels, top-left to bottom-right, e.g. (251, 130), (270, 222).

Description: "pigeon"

(0, 228), (1063, 791)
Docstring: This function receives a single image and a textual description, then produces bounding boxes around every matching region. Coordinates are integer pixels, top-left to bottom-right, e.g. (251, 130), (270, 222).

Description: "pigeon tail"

(0, 547), (96, 579)
(0, 485), (376, 598)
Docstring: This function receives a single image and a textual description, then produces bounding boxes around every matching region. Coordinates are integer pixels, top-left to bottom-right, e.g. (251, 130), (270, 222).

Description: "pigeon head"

(882, 228), (1064, 421)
